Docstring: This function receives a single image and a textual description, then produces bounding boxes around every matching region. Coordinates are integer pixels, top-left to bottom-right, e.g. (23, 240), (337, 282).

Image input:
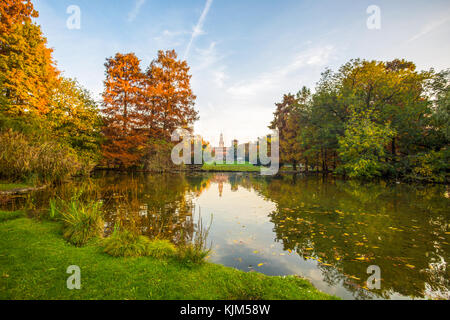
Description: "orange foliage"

(144, 50), (198, 138)
(0, 0), (38, 34)
(101, 50), (198, 168)
(0, 0), (58, 118)
(101, 53), (147, 168)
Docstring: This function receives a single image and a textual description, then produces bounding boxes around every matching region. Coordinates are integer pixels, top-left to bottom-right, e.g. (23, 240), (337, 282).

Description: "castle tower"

(219, 133), (224, 149)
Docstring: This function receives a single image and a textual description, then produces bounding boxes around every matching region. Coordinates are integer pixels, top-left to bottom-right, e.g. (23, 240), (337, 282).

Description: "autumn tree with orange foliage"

(0, 0), (58, 118)
(144, 50), (198, 139)
(0, 0), (102, 183)
(101, 53), (147, 168)
(101, 50), (198, 169)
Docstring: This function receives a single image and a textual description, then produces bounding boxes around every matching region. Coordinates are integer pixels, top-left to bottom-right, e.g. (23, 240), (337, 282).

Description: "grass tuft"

(58, 200), (104, 247)
(177, 214), (212, 264)
(147, 239), (177, 259)
(103, 227), (177, 258)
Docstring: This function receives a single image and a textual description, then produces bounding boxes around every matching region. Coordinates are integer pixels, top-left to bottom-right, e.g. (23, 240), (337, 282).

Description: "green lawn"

(0, 182), (32, 192)
(202, 162), (261, 172)
(0, 216), (337, 300)
(0, 210), (26, 222)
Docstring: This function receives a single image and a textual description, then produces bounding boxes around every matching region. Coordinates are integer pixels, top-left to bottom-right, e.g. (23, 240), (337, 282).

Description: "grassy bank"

(0, 182), (32, 192)
(202, 162), (260, 172)
(0, 217), (337, 300)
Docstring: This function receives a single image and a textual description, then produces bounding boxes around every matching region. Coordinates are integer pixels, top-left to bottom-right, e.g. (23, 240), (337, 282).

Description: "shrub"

(142, 140), (177, 172)
(103, 227), (176, 258)
(406, 148), (449, 182)
(0, 129), (82, 184)
(59, 200), (104, 246)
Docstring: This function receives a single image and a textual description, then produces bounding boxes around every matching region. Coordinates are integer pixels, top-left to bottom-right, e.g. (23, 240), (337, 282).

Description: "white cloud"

(153, 29), (191, 49)
(191, 44), (337, 146)
(128, 0), (146, 22)
(184, 0), (214, 59)
(227, 45), (335, 97)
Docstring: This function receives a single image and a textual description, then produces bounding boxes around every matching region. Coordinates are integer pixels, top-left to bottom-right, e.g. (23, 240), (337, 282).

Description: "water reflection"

(1, 172), (448, 299)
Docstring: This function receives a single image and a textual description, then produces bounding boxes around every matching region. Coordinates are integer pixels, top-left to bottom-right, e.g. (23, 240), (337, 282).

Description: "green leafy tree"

(337, 109), (395, 179)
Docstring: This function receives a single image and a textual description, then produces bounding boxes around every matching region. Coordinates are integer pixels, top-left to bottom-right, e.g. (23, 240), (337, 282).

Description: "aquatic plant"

(176, 214), (212, 264)
(59, 200), (104, 246)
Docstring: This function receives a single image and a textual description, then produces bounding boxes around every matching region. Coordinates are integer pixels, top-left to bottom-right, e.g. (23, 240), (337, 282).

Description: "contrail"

(184, 0), (213, 59)
(128, 0), (146, 22)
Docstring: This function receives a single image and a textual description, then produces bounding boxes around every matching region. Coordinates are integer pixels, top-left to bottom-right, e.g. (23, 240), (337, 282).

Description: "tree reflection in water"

(2, 171), (448, 299)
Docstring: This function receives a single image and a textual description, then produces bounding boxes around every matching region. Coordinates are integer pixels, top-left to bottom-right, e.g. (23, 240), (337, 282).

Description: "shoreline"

(0, 215), (338, 300)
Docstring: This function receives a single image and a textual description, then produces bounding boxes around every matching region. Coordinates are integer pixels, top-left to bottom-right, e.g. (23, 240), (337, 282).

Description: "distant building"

(213, 133), (228, 162)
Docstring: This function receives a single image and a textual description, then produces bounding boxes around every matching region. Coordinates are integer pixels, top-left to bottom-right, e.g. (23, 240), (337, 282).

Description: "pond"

(3, 172), (449, 300)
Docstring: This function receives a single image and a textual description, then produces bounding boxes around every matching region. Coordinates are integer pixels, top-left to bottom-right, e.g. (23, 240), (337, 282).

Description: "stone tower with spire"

(219, 133), (224, 149)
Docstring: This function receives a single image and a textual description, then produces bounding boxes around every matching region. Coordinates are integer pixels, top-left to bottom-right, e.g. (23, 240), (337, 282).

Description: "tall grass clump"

(0, 129), (93, 184)
(177, 214), (212, 264)
(103, 226), (176, 258)
(58, 200), (104, 246)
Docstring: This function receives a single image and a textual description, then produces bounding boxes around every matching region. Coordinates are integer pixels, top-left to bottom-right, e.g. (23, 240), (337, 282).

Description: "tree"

(0, 0), (58, 119)
(270, 58), (448, 181)
(337, 108), (395, 179)
(101, 53), (146, 168)
(269, 93), (301, 169)
(0, 0), (37, 34)
(48, 77), (102, 162)
(144, 50), (198, 139)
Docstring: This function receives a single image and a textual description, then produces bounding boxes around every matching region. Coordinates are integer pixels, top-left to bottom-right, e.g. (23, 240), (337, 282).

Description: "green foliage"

(271, 59), (450, 181)
(406, 148), (449, 182)
(103, 227), (177, 258)
(142, 139), (177, 172)
(58, 200), (104, 246)
(48, 77), (102, 165)
(337, 109), (395, 179)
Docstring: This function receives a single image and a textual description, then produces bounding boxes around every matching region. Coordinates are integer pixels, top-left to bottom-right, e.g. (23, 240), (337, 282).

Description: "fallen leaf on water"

(257, 263), (265, 267)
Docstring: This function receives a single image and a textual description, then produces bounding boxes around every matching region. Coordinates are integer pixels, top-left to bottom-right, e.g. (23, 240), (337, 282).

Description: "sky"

(34, 0), (450, 146)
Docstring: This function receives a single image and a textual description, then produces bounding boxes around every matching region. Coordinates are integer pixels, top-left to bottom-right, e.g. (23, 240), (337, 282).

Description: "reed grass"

(58, 200), (104, 246)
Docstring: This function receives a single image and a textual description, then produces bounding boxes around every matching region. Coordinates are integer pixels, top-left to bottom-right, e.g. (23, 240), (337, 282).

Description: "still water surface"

(4, 172), (449, 299)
